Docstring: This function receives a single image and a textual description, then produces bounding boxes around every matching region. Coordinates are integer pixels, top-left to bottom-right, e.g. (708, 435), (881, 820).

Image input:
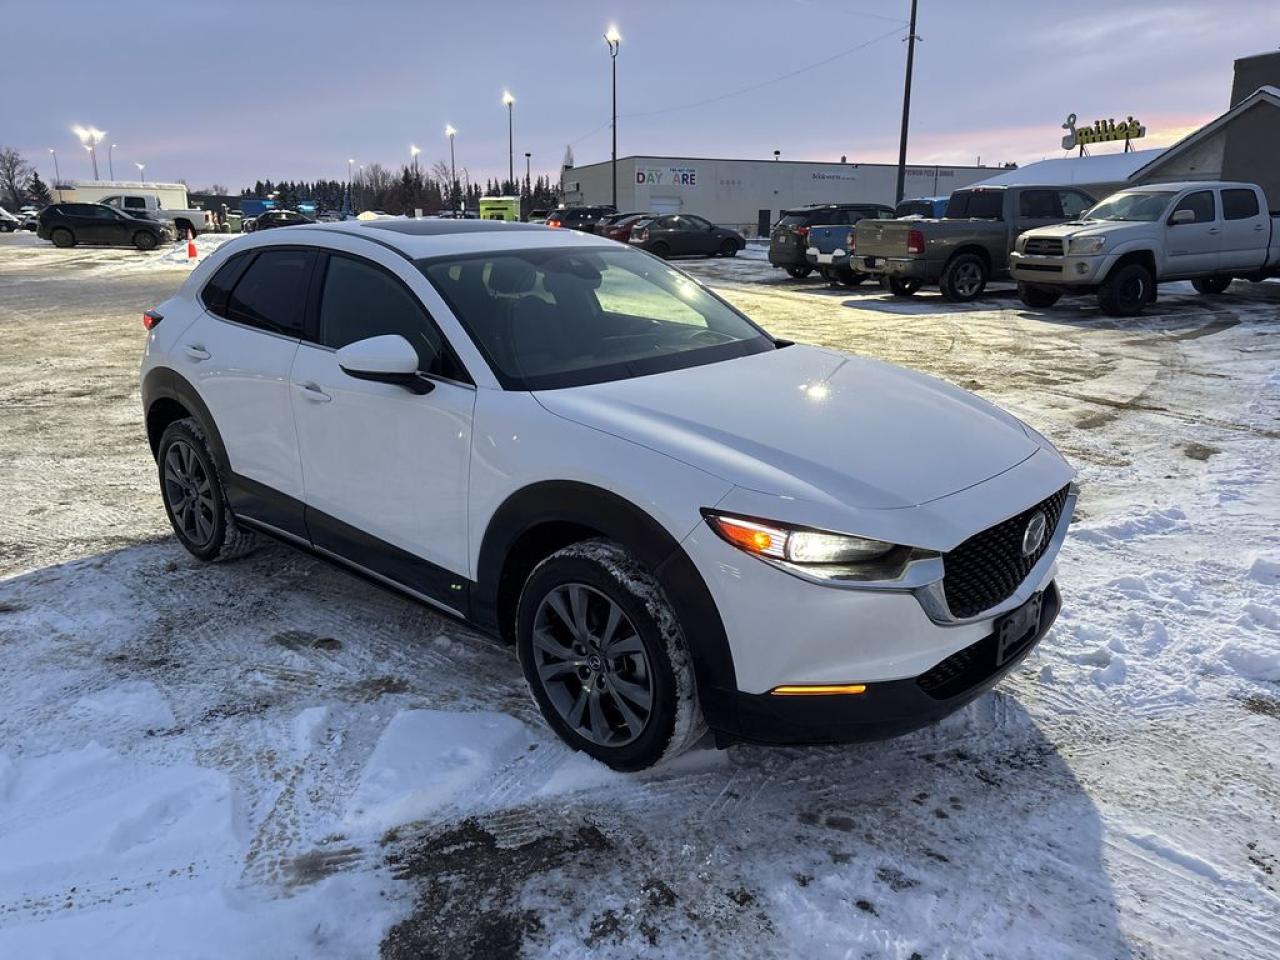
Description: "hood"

(1023, 221), (1137, 241)
(535, 344), (1039, 510)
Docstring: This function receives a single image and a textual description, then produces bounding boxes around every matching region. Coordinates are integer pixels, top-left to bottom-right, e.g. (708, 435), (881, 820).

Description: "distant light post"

(604, 25), (621, 209)
(135, 161), (146, 182)
(49, 149), (62, 200)
(445, 124), (457, 211)
(72, 126), (106, 179)
(410, 144), (421, 177)
(524, 152), (531, 194)
(773, 149), (781, 161)
(109, 143), (116, 180)
(502, 90), (515, 188)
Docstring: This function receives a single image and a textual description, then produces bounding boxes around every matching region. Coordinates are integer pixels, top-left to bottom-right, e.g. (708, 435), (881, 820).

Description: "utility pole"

(503, 91), (515, 189)
(894, 0), (920, 204)
(605, 26), (621, 209)
(446, 125), (457, 211)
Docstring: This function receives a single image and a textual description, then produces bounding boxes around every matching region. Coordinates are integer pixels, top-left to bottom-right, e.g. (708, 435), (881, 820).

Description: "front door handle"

(183, 344), (211, 361)
(294, 382), (332, 403)
(1207, 227), (1220, 235)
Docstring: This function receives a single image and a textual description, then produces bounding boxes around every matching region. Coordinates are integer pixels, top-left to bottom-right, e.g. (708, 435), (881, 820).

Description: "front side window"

(225, 249), (313, 336)
(1058, 190), (1093, 219)
(318, 254), (448, 375)
(1172, 190), (1215, 224)
(422, 246), (773, 390)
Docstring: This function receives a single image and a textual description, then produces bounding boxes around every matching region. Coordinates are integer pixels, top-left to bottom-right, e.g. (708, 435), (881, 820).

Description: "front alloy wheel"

(517, 540), (705, 770)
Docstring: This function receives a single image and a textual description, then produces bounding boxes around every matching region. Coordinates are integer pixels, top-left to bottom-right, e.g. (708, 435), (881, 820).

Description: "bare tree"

(0, 146), (33, 209)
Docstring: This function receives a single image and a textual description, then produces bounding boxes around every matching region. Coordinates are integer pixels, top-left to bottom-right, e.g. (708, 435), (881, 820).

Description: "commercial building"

(561, 156), (993, 235)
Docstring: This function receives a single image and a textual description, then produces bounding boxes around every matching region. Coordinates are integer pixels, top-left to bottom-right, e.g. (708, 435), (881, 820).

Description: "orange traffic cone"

(186, 228), (197, 260)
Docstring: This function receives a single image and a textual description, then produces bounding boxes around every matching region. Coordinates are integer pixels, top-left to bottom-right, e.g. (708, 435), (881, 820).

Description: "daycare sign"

(636, 165), (698, 188)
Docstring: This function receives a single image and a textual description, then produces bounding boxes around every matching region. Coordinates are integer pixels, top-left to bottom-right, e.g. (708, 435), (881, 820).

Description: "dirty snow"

(1, 233), (1278, 958)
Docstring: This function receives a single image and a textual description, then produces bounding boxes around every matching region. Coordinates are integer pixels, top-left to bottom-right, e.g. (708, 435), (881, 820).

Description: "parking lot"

(1, 232), (1278, 958)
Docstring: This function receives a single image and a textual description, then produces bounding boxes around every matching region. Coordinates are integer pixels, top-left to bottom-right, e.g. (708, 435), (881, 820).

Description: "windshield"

(1081, 191), (1175, 222)
(421, 246), (774, 390)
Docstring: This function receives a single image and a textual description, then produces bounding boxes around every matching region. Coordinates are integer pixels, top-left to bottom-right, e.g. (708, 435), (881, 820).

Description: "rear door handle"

(293, 382), (332, 403)
(1207, 228), (1220, 235)
(183, 344), (211, 361)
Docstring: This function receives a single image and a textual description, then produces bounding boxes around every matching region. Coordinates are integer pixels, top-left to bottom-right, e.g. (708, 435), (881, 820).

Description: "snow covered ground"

(1, 233), (1278, 958)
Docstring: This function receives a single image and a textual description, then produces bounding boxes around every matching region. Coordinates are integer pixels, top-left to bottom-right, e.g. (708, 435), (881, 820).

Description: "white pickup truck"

(97, 192), (215, 237)
(1010, 181), (1280, 316)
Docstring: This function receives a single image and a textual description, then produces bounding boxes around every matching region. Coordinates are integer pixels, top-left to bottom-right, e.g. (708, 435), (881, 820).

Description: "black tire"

(835, 268), (866, 287)
(650, 241), (670, 260)
(175, 219), (194, 239)
(516, 539), (705, 771)
(939, 253), (988, 302)
(0, 223), (13, 233)
(818, 266), (833, 283)
(51, 228), (75, 248)
(134, 231), (158, 251)
(885, 275), (922, 296)
(157, 418), (257, 562)
(1098, 262), (1154, 317)
(719, 239), (738, 257)
(1017, 281), (1063, 309)
(785, 265), (813, 279)
(1191, 276), (1231, 295)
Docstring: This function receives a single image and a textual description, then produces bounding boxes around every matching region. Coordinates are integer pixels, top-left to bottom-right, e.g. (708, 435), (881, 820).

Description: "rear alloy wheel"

(785, 265), (813, 279)
(1098, 262), (1154, 317)
(885, 275), (922, 296)
(1191, 276), (1231, 295)
(1017, 281), (1063, 309)
(719, 239), (738, 257)
(650, 241), (670, 259)
(157, 418), (257, 562)
(134, 231), (158, 251)
(517, 540), (704, 771)
(51, 228), (75, 248)
(939, 253), (988, 302)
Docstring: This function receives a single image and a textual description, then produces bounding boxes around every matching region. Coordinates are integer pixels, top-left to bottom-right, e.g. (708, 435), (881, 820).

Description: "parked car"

(600, 213), (652, 243)
(248, 209), (316, 231)
(593, 211), (649, 236)
(526, 209), (550, 224)
(629, 214), (745, 258)
(19, 210), (41, 231)
(97, 191), (216, 237)
(854, 185), (1096, 301)
(769, 203), (895, 278)
(805, 208), (897, 286)
(895, 196), (950, 219)
(0, 206), (20, 232)
(140, 218), (1076, 770)
(545, 206), (616, 232)
(37, 202), (173, 250)
(1010, 181), (1280, 316)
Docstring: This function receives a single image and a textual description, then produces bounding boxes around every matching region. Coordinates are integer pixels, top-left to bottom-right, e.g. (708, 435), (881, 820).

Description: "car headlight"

(1068, 236), (1106, 255)
(705, 512), (894, 563)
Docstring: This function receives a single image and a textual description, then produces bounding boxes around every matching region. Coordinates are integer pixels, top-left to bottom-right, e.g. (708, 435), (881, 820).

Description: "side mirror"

(1169, 209), (1195, 226)
(337, 334), (433, 394)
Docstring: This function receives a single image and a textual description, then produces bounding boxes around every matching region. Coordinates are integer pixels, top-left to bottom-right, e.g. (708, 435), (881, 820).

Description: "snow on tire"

(516, 538), (706, 771)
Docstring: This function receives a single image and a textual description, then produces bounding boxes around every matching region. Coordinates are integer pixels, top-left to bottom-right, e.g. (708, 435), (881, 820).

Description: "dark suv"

(769, 203), (894, 278)
(38, 202), (173, 251)
(545, 206), (616, 232)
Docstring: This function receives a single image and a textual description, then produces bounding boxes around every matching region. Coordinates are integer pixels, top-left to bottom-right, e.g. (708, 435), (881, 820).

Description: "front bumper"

(719, 582), (1060, 745)
(1010, 251), (1107, 287)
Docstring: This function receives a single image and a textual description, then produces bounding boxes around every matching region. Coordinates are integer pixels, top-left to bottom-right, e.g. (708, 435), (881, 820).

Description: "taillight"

(142, 309), (163, 330)
(846, 231), (855, 251)
(795, 226), (810, 239)
(907, 229), (925, 255)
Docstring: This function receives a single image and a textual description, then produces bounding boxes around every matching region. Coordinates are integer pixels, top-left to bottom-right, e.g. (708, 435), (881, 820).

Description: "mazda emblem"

(1022, 511), (1048, 557)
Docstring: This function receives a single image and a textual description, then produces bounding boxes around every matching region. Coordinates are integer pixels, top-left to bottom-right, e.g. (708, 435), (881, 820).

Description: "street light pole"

(109, 143), (116, 180)
(894, 0), (921, 205)
(446, 125), (457, 212)
(502, 91), (515, 189)
(524, 152), (531, 194)
(135, 161), (145, 183)
(605, 26), (621, 210)
(49, 149), (62, 201)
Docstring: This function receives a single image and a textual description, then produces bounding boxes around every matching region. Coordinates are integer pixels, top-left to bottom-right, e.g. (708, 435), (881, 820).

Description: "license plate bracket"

(995, 593), (1043, 666)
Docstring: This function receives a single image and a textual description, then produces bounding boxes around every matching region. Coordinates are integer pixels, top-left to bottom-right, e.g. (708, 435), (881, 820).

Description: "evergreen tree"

(26, 170), (52, 204)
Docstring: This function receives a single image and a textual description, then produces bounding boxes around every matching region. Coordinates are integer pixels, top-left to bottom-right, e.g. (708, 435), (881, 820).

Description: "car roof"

(284, 218), (617, 258)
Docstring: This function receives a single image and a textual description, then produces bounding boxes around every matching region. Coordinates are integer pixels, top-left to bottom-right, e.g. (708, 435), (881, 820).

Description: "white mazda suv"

(140, 219), (1076, 770)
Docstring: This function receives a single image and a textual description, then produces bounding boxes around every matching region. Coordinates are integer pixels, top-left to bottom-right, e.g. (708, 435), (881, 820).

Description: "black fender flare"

(474, 480), (739, 731)
(141, 366), (231, 474)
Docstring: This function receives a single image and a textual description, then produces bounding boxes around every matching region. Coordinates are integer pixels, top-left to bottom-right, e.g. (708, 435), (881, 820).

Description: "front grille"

(941, 486), (1070, 619)
(1024, 237), (1064, 256)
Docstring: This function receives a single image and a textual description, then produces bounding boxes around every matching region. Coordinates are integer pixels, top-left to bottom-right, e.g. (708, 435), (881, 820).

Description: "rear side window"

(317, 254), (451, 377)
(1018, 190), (1061, 219)
(1172, 191), (1215, 224)
(948, 191), (1004, 220)
(777, 212), (811, 228)
(225, 249), (313, 336)
(201, 252), (253, 315)
(1222, 189), (1260, 221)
(124, 196), (147, 210)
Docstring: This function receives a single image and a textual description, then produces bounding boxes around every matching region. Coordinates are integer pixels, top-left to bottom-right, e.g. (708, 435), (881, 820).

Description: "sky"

(3, 0), (1278, 191)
